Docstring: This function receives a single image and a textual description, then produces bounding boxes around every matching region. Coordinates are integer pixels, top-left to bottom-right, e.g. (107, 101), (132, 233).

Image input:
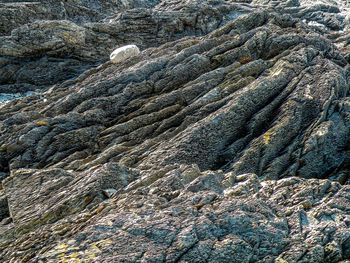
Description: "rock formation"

(0, 0), (350, 262)
(110, 45), (140, 64)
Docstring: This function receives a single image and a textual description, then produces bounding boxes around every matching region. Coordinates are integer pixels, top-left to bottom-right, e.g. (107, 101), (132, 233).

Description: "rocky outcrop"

(1, 167), (349, 262)
(0, 0), (250, 93)
(0, 0), (350, 262)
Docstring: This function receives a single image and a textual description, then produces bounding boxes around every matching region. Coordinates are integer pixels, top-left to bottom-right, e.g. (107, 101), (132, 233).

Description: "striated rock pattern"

(0, 0), (350, 262)
(0, 0), (250, 93)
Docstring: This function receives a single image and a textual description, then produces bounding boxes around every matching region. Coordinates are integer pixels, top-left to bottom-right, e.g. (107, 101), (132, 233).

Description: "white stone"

(110, 44), (140, 64)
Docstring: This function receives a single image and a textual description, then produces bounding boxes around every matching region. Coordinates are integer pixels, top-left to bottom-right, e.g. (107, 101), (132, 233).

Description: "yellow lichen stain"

(57, 243), (69, 250)
(61, 253), (68, 263)
(67, 252), (81, 263)
(276, 257), (289, 263)
(263, 130), (273, 145)
(36, 120), (49, 126)
(0, 145), (6, 152)
(324, 243), (337, 255)
(52, 239), (113, 262)
(60, 32), (81, 45)
(335, 215), (342, 223)
(238, 55), (252, 64)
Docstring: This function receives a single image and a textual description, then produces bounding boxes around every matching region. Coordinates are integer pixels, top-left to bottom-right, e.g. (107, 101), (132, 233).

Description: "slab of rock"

(1, 167), (349, 262)
(0, 0), (350, 262)
(2, 163), (138, 235)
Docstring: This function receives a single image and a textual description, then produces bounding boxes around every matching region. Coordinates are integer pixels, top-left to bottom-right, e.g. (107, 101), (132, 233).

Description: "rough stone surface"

(0, 0), (250, 93)
(0, 0), (350, 262)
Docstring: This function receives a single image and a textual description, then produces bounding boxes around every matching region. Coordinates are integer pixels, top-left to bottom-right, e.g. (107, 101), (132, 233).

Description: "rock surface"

(0, 0), (350, 262)
(110, 45), (140, 64)
(0, 0), (250, 94)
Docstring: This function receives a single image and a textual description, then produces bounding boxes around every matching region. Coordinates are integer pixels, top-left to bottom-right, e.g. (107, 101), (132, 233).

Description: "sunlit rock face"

(110, 45), (140, 64)
(0, 0), (350, 262)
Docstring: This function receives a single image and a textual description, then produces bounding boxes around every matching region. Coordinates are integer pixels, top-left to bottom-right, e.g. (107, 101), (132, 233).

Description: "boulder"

(110, 44), (141, 64)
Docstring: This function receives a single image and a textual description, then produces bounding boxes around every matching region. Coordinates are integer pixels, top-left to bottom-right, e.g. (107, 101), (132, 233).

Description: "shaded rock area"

(0, 0), (350, 262)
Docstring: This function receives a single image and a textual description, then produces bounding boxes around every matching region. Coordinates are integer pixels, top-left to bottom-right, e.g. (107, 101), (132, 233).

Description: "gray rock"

(0, 217), (12, 226)
(0, 191), (9, 221)
(0, 0), (350, 262)
(0, 0), (250, 94)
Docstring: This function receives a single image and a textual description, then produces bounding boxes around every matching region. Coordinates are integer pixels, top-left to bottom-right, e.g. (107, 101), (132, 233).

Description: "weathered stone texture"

(0, 0), (350, 262)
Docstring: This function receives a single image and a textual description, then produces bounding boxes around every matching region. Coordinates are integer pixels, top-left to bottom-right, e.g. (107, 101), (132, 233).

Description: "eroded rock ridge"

(0, 0), (350, 262)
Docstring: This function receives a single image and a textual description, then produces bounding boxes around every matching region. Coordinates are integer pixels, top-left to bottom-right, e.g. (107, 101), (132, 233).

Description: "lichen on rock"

(0, 0), (350, 262)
